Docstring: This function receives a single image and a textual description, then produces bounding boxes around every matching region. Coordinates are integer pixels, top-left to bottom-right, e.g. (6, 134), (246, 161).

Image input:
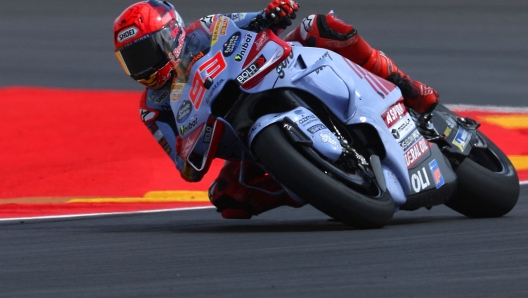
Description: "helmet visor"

(115, 24), (184, 80)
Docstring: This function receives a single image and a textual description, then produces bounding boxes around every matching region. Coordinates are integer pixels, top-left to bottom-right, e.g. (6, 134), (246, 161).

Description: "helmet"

(113, 0), (185, 89)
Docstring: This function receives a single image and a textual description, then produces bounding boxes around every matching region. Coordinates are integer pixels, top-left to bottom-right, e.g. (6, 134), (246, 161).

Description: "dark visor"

(116, 25), (182, 80)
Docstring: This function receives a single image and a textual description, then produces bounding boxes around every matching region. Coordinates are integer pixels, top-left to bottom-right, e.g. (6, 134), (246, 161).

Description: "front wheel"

(252, 124), (394, 229)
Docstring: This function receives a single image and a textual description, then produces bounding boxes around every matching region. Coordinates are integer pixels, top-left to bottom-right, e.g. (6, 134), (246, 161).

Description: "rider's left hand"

(265, 0), (299, 29)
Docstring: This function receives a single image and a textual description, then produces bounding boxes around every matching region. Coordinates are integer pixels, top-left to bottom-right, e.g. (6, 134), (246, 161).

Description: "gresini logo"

(117, 27), (138, 43)
(236, 55), (266, 84)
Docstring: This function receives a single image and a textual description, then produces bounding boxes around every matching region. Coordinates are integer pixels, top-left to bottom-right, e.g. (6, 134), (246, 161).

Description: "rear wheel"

(445, 131), (519, 217)
(252, 124), (394, 229)
(435, 104), (520, 217)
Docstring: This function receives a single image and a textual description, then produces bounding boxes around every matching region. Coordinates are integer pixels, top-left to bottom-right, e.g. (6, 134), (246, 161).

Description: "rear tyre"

(437, 105), (520, 217)
(252, 124), (394, 229)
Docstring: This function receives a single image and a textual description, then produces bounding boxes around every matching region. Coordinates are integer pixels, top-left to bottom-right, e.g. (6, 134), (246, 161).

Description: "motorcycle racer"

(113, 0), (440, 220)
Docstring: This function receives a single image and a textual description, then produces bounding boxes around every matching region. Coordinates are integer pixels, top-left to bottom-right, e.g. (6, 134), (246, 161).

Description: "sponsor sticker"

(210, 18), (223, 46)
(236, 55), (266, 85)
(298, 114), (317, 126)
(443, 126), (453, 137)
(320, 133), (338, 146)
(177, 100), (193, 123)
(205, 78), (225, 104)
(315, 52), (333, 74)
(170, 81), (186, 101)
(151, 90), (169, 104)
(153, 129), (163, 141)
(399, 129), (421, 151)
(234, 33), (253, 62)
(429, 159), (445, 189)
(180, 116), (198, 136)
(391, 114), (415, 141)
(452, 127), (470, 152)
(253, 31), (268, 52)
(222, 32), (241, 57)
(275, 49), (294, 79)
(382, 100), (407, 127)
(148, 123), (159, 133)
(220, 18), (229, 35)
(411, 166), (431, 193)
(404, 137), (430, 168)
(185, 51), (205, 77)
(117, 27), (138, 43)
(307, 124), (326, 134)
(203, 117), (215, 143)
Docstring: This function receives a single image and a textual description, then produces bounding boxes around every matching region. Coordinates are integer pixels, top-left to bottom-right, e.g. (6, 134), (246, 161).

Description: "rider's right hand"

(265, 0), (299, 29)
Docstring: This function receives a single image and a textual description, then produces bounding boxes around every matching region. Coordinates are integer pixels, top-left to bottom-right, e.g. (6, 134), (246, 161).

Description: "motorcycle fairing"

(238, 30), (292, 90)
(169, 17), (456, 208)
(247, 107), (343, 161)
(169, 18), (294, 163)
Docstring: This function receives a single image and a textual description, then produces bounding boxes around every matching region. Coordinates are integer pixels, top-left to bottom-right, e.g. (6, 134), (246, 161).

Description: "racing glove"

(265, 0), (299, 29)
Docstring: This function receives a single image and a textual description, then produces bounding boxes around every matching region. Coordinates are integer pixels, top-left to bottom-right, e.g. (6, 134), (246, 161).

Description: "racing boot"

(284, 12), (439, 114)
(208, 160), (304, 219)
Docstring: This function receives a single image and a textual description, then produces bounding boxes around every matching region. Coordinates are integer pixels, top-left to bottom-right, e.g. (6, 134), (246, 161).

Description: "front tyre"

(252, 124), (394, 229)
(445, 131), (520, 218)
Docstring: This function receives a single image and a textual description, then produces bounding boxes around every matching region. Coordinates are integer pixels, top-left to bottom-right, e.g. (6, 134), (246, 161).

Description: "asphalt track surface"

(1, 0), (528, 297)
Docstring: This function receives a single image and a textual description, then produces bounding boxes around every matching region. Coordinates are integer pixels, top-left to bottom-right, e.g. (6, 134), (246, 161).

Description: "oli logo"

(411, 167), (430, 193)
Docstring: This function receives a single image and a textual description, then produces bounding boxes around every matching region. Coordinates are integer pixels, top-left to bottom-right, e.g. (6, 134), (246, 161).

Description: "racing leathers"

(140, 8), (440, 219)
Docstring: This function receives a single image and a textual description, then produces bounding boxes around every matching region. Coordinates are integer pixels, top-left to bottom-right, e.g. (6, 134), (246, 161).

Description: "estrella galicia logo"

(177, 100), (192, 123)
(223, 32), (241, 57)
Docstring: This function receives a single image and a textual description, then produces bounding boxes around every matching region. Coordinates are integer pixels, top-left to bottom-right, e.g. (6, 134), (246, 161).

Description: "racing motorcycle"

(171, 16), (520, 228)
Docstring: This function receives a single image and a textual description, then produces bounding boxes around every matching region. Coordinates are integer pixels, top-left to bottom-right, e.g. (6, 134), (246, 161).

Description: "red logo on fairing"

(236, 55), (267, 85)
(254, 31), (268, 51)
(189, 51), (227, 110)
(404, 137), (430, 168)
(382, 100), (407, 127)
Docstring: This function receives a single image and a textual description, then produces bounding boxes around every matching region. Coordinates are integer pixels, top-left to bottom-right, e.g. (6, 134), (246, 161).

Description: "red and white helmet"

(113, 0), (185, 89)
